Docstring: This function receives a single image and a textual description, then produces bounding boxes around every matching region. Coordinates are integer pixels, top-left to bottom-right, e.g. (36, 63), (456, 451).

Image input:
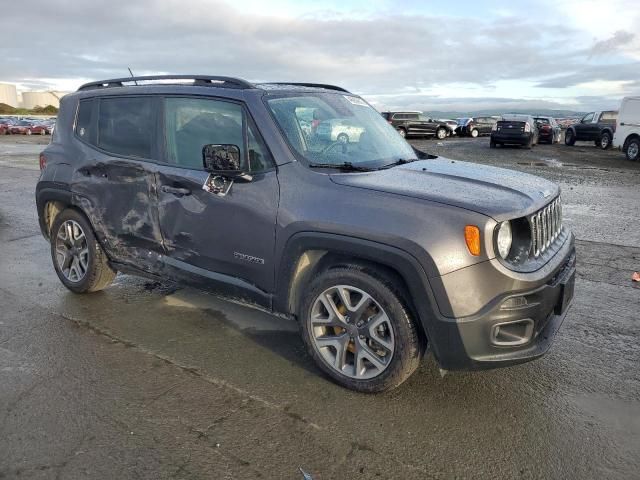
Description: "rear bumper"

(491, 132), (531, 145)
(428, 233), (576, 371)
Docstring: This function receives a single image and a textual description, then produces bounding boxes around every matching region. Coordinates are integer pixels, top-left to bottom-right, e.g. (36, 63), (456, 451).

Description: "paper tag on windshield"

(343, 95), (368, 107)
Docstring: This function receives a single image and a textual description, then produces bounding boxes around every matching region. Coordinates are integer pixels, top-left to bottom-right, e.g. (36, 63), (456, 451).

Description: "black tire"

(50, 208), (116, 293)
(398, 128), (406, 138)
(299, 264), (423, 393)
(565, 129), (575, 146)
(598, 131), (612, 150)
(436, 127), (447, 140)
(470, 128), (479, 138)
(489, 139), (496, 148)
(625, 138), (640, 161)
(525, 137), (533, 149)
(337, 133), (349, 144)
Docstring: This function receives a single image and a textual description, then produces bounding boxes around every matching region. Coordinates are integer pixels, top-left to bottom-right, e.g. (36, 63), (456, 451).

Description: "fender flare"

(35, 184), (72, 238)
(272, 231), (456, 361)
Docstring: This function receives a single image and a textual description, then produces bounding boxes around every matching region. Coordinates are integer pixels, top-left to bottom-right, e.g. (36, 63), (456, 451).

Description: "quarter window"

(98, 97), (153, 158)
(75, 98), (94, 142)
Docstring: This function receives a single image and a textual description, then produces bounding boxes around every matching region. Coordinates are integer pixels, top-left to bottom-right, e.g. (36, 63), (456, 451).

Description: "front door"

(156, 96), (279, 296)
(575, 112), (595, 140)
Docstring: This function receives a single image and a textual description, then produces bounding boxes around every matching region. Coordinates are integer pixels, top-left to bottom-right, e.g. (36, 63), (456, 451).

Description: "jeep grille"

(529, 198), (562, 257)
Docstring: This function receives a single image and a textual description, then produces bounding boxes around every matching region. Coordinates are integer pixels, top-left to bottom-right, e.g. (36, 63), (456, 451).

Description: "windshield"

(534, 118), (550, 125)
(266, 93), (417, 168)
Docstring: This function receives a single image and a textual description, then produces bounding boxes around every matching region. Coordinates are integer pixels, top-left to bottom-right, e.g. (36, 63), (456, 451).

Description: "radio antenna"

(127, 67), (138, 85)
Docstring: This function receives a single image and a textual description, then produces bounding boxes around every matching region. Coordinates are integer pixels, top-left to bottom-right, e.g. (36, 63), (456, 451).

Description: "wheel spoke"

(315, 334), (349, 371)
(354, 338), (386, 377)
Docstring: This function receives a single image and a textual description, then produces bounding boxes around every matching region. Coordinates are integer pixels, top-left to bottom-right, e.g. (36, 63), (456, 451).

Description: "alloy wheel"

(601, 135), (610, 149)
(55, 220), (89, 282)
(309, 285), (395, 379)
(628, 142), (639, 160)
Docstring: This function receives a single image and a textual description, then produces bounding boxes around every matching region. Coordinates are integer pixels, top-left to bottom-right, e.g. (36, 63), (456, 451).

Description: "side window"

(98, 97), (153, 158)
(164, 97), (272, 172)
(581, 113), (594, 123)
(75, 98), (95, 143)
(408, 114), (420, 120)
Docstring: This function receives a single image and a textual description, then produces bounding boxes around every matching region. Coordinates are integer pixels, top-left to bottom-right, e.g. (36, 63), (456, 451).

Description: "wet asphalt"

(0, 135), (639, 479)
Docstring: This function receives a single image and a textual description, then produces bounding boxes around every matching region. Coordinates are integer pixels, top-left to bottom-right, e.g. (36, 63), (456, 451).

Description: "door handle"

(161, 185), (191, 196)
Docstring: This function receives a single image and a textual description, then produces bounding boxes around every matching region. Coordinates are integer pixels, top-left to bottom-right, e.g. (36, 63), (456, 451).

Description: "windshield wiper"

(377, 158), (419, 170)
(309, 162), (375, 172)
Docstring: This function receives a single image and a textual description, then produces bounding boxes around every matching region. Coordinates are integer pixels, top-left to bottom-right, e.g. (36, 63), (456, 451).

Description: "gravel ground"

(0, 134), (638, 479)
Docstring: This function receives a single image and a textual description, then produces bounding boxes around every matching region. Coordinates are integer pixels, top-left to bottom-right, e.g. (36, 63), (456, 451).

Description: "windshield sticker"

(343, 95), (368, 107)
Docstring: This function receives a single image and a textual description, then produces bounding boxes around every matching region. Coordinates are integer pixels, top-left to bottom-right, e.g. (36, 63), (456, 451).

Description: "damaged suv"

(36, 76), (576, 392)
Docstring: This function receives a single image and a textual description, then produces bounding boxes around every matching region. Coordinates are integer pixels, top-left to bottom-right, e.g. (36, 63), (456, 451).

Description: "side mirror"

(202, 144), (243, 175)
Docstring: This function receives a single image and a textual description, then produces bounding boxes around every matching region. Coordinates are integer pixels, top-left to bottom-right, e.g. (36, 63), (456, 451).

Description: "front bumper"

(428, 232), (576, 371)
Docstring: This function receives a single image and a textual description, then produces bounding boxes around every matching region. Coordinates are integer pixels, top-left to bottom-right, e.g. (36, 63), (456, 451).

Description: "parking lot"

(1, 134), (639, 479)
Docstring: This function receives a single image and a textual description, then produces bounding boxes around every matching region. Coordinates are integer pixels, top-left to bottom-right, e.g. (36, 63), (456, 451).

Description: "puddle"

(517, 157), (578, 168)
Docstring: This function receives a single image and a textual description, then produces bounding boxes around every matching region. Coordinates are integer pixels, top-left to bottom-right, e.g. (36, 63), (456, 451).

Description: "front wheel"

(625, 138), (640, 161)
(337, 133), (349, 144)
(26, 129), (32, 136)
(436, 128), (447, 140)
(470, 128), (479, 138)
(299, 264), (423, 392)
(397, 128), (406, 138)
(565, 130), (575, 145)
(51, 209), (116, 293)
(489, 139), (496, 148)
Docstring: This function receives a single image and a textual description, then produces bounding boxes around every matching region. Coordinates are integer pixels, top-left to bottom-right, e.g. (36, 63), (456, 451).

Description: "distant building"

(0, 83), (19, 108)
(21, 91), (67, 109)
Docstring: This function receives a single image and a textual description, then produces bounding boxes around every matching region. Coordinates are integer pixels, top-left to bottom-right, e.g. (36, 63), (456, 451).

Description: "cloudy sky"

(2, 0), (639, 112)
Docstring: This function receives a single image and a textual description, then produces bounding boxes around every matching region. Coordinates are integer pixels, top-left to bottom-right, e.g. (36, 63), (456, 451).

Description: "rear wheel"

(398, 128), (406, 138)
(565, 129), (575, 145)
(598, 131), (612, 149)
(51, 209), (116, 293)
(470, 128), (479, 138)
(625, 138), (640, 161)
(489, 139), (496, 148)
(299, 264), (423, 392)
(26, 129), (32, 136)
(337, 133), (349, 144)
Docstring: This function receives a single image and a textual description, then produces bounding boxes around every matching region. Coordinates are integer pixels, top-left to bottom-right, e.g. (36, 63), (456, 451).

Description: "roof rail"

(77, 75), (254, 91)
(263, 82), (351, 93)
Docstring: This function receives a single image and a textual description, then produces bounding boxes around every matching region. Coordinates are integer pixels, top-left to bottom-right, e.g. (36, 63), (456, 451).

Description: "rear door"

(71, 96), (164, 269)
(155, 96), (279, 295)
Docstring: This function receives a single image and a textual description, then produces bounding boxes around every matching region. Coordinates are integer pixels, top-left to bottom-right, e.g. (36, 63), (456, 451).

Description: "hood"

(329, 158), (559, 221)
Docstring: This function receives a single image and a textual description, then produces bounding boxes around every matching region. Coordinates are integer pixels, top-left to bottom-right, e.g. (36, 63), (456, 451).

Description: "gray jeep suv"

(36, 75), (576, 392)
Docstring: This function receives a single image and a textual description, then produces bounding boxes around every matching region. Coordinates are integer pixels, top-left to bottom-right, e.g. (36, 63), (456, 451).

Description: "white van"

(613, 96), (640, 161)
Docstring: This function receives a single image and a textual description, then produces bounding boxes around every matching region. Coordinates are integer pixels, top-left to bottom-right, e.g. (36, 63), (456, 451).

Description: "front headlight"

(496, 221), (512, 259)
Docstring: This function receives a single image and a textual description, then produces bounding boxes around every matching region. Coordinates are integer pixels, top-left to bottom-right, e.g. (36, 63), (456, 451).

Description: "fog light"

(491, 319), (534, 346)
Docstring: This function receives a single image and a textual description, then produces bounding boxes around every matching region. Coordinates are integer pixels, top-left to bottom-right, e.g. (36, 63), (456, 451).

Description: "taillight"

(39, 152), (47, 170)
(524, 122), (531, 133)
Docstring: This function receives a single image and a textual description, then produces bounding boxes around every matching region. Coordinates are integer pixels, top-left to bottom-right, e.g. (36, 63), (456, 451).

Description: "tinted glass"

(98, 97), (153, 158)
(407, 114), (420, 120)
(535, 118), (550, 125)
(76, 99), (93, 140)
(165, 97), (245, 170)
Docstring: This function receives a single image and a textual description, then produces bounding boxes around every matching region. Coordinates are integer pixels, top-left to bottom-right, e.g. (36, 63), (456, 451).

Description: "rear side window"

(98, 97), (153, 159)
(599, 111), (617, 122)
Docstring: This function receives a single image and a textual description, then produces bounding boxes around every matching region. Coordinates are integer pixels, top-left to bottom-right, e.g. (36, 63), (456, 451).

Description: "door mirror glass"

(202, 144), (242, 175)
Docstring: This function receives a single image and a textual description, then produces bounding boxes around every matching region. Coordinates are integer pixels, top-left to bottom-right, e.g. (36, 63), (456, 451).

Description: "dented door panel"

(72, 157), (164, 268)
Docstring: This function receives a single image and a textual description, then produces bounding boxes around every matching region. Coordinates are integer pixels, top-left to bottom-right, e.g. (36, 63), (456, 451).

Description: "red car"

(0, 119), (15, 135)
(9, 120), (49, 135)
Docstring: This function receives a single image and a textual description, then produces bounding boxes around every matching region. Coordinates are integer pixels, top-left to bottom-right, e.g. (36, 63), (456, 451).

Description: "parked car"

(455, 117), (497, 137)
(9, 120), (48, 135)
(37, 75), (575, 392)
(564, 111), (617, 149)
(381, 111), (452, 139)
(490, 114), (539, 148)
(613, 97), (640, 161)
(315, 118), (365, 143)
(534, 117), (561, 144)
(438, 119), (458, 136)
(0, 119), (12, 135)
